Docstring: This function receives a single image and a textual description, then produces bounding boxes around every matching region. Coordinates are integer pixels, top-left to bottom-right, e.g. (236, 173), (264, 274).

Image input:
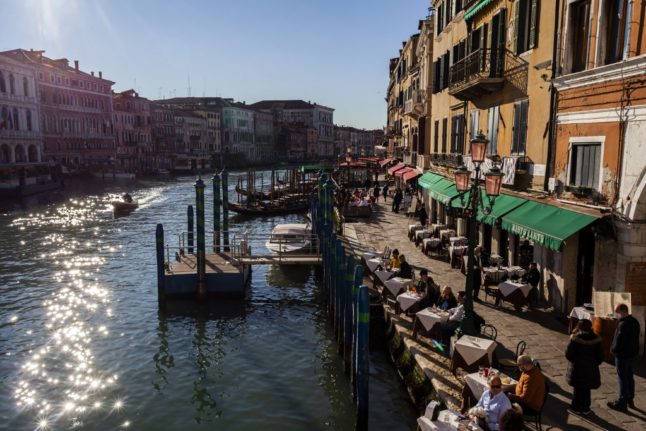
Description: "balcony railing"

(449, 48), (528, 100)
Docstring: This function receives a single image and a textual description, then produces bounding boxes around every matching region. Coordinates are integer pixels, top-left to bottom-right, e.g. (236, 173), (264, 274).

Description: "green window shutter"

(498, 8), (507, 49)
(529, 0), (539, 49)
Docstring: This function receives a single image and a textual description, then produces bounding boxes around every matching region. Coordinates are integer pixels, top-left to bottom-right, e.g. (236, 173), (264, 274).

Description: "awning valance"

(428, 179), (461, 204)
(388, 163), (406, 175)
(403, 169), (422, 182)
(501, 201), (598, 251)
(418, 172), (446, 189)
(379, 158), (392, 167)
(395, 167), (414, 177)
(477, 193), (530, 226)
(464, 0), (493, 20)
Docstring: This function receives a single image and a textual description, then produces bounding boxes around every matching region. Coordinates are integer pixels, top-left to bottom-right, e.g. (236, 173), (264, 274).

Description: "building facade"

(553, 0), (646, 339)
(113, 89), (152, 172)
(1, 50), (115, 169)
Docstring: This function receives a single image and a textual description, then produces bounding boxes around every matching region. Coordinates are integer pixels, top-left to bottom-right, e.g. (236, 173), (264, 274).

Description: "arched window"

(28, 144), (38, 162)
(23, 77), (28, 96)
(0, 106), (7, 129)
(13, 108), (19, 130)
(15, 145), (26, 162)
(9, 74), (15, 95)
(26, 109), (32, 131)
(0, 144), (10, 163)
(0, 71), (5, 93)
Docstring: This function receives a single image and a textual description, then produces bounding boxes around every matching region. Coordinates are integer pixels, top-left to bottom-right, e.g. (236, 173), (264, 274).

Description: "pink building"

(113, 89), (152, 172)
(0, 49), (115, 169)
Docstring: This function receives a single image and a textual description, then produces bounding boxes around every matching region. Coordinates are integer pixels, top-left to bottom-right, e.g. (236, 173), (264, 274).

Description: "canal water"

(0, 175), (418, 431)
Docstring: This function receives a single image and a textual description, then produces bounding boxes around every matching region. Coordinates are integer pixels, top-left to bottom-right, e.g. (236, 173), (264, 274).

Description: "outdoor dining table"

(374, 268), (397, 284)
(417, 409), (467, 431)
(462, 372), (518, 410)
(440, 229), (457, 241)
(449, 245), (468, 268)
(409, 223), (424, 240)
(423, 237), (442, 255)
(414, 308), (448, 340)
(396, 290), (422, 313)
(451, 335), (497, 373)
(482, 267), (507, 284)
(502, 266), (526, 278)
(569, 306), (595, 333)
(489, 254), (503, 266)
(431, 223), (448, 236)
(365, 257), (388, 273)
(415, 229), (433, 246)
(497, 280), (533, 309)
(384, 276), (412, 298)
(449, 236), (468, 247)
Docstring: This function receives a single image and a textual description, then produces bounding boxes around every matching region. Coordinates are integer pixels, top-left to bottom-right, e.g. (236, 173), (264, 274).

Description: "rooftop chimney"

(91, 71), (94, 76)
(74, 60), (79, 70)
(99, 71), (102, 79)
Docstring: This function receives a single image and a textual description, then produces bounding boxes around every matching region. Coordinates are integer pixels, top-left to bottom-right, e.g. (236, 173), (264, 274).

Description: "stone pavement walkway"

(343, 200), (646, 430)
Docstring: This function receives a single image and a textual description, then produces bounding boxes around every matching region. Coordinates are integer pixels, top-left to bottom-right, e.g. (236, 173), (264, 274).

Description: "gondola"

(227, 200), (309, 216)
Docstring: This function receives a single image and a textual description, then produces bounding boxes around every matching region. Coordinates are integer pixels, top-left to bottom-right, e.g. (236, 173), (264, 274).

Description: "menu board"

(593, 291), (631, 318)
(625, 262), (646, 306)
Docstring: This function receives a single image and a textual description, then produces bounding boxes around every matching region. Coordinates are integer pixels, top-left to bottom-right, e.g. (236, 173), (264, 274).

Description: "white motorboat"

(265, 223), (312, 253)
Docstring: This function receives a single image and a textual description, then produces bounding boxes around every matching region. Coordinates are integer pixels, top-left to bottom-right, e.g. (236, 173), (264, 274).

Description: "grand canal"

(0, 174), (417, 431)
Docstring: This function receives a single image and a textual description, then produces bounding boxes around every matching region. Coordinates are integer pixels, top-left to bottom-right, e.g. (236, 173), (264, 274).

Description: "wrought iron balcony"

(449, 48), (527, 101)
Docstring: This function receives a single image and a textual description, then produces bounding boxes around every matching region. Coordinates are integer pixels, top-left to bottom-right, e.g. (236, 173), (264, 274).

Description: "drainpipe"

(544, 0), (562, 192)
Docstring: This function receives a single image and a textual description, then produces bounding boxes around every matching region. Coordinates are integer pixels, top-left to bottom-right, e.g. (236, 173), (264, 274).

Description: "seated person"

(406, 269), (440, 314)
(435, 285), (457, 311)
(388, 249), (401, 270)
(507, 355), (546, 415)
(499, 408), (524, 431)
(122, 193), (133, 203)
(395, 254), (412, 279)
(440, 291), (465, 344)
(471, 375), (513, 431)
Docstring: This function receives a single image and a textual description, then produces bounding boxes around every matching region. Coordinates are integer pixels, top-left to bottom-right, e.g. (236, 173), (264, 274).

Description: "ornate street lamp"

(454, 132), (502, 336)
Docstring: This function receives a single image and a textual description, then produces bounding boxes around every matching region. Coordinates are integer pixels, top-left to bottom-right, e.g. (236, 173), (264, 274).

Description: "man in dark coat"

(392, 188), (403, 213)
(608, 303), (641, 411)
(565, 319), (604, 415)
(523, 262), (541, 307)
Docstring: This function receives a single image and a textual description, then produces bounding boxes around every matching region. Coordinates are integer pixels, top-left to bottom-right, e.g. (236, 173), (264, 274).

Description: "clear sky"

(1, 0), (430, 130)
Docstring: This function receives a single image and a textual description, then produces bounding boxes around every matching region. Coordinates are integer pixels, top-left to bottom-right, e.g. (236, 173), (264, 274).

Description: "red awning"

(403, 169), (422, 182)
(379, 158), (393, 167)
(340, 161), (367, 167)
(388, 163), (406, 175)
(395, 167), (414, 177)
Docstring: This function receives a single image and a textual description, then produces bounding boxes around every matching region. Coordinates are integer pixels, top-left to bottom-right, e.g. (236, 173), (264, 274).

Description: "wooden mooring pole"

(195, 178), (206, 300)
(187, 205), (194, 254)
(212, 173), (221, 253)
(156, 223), (166, 306)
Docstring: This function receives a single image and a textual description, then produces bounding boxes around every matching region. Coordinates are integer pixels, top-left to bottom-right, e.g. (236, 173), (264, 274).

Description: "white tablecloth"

(439, 229), (457, 241)
(498, 281), (533, 298)
(569, 306), (595, 321)
(385, 277), (412, 297)
(423, 237), (442, 249)
(449, 236), (468, 247)
(449, 245), (468, 260)
(483, 267), (507, 283)
(417, 308), (449, 331)
(416, 230), (432, 241)
(409, 224), (423, 234)
(503, 266), (526, 278)
(454, 336), (497, 366)
(464, 372), (518, 401)
(397, 291), (422, 312)
(417, 410), (463, 431)
(431, 223), (448, 234)
(366, 257), (387, 273)
(362, 251), (376, 262)
(374, 269), (397, 283)
(489, 254), (503, 265)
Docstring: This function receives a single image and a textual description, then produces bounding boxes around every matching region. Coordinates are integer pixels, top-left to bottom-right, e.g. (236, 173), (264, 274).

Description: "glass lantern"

(470, 133), (489, 163)
(484, 166), (503, 196)
(454, 165), (472, 192)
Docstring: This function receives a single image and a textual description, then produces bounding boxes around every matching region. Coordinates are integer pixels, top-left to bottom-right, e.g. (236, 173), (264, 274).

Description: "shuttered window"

(437, 3), (444, 34)
(515, 0), (540, 54)
(434, 120), (440, 153)
(450, 115), (465, 154)
(487, 106), (499, 155)
(569, 143), (601, 189)
(511, 100), (528, 155)
(470, 110), (480, 142)
(441, 118), (448, 153)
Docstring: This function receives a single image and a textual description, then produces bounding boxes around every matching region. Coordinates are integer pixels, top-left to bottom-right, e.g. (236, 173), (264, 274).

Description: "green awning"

(464, 0), (493, 20)
(501, 201), (598, 251)
(477, 193), (530, 225)
(429, 180), (461, 204)
(418, 172), (445, 190)
(301, 164), (333, 173)
(448, 188), (489, 209)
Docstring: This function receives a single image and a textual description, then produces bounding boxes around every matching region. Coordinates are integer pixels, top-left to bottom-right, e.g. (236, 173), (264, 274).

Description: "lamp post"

(454, 133), (503, 336)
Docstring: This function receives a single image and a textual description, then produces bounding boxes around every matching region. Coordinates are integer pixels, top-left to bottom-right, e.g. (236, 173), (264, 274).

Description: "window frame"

(566, 137), (604, 191)
(511, 100), (528, 155)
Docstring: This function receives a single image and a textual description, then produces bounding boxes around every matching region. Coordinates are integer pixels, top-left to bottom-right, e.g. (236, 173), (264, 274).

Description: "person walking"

(565, 319), (604, 415)
(373, 183), (381, 203)
(607, 303), (641, 412)
(392, 188), (403, 213)
(382, 184), (389, 202)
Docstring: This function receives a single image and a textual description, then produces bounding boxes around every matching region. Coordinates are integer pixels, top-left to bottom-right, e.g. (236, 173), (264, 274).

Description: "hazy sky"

(1, 0), (429, 129)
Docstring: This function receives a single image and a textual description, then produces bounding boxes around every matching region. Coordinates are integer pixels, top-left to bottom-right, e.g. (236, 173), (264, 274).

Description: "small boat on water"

(112, 193), (138, 213)
(227, 200), (309, 216)
(265, 223), (312, 253)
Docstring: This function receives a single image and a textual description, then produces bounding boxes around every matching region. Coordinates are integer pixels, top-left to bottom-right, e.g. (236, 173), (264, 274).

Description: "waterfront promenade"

(343, 200), (646, 431)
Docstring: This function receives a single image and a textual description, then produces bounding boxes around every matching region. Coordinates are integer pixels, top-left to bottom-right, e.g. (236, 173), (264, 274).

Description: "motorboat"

(111, 194), (138, 213)
(265, 223), (312, 253)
